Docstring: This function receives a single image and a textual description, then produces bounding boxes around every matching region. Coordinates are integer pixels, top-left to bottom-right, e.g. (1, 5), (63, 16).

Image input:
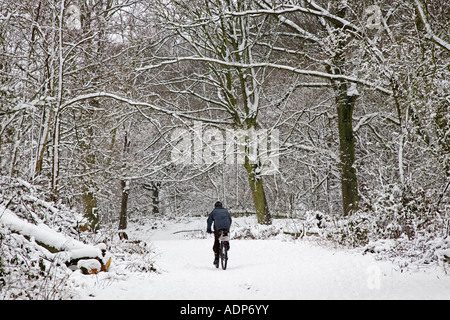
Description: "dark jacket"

(207, 206), (232, 233)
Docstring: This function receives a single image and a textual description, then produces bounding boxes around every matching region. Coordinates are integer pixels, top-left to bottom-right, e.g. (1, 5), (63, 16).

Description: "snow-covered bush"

(325, 212), (373, 247)
(310, 183), (450, 265)
(105, 237), (157, 273)
(360, 184), (448, 241)
(0, 176), (84, 238)
(232, 224), (283, 240)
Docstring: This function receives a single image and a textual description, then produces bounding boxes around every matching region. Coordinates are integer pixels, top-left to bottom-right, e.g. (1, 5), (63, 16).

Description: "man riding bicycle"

(206, 201), (232, 266)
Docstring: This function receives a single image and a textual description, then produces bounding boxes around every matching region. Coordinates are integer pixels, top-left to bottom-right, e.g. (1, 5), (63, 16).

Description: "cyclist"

(206, 201), (232, 266)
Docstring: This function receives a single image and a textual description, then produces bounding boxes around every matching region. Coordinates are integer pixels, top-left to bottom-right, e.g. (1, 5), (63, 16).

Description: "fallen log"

(173, 229), (203, 234)
(0, 205), (111, 274)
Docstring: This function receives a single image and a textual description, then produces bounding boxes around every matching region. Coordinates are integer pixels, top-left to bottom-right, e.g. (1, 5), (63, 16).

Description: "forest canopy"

(1, 0), (449, 240)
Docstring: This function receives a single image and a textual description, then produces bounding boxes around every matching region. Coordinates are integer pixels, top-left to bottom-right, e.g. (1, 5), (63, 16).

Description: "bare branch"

(414, 0), (450, 52)
(138, 56), (392, 95)
(59, 92), (233, 124)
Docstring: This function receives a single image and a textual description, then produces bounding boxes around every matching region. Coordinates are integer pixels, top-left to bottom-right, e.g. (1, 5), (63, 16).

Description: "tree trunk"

(118, 122), (131, 239)
(336, 88), (359, 215)
(50, 114), (61, 201)
(329, 4), (359, 216)
(118, 179), (129, 239)
(244, 157), (272, 225)
(151, 182), (160, 215)
(82, 187), (99, 231)
(34, 105), (53, 179)
(143, 182), (160, 215)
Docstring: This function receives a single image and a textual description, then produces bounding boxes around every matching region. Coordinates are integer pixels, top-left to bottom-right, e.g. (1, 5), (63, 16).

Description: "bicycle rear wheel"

(220, 241), (228, 270)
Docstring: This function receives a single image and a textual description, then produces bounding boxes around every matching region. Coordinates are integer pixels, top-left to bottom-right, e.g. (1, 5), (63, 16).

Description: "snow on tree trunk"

(244, 158), (272, 225)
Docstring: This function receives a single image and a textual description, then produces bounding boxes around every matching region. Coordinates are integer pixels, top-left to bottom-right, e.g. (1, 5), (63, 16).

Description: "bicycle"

(216, 230), (230, 270)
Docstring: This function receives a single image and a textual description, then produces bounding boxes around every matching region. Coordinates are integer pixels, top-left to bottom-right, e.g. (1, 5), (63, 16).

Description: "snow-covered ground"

(74, 217), (450, 300)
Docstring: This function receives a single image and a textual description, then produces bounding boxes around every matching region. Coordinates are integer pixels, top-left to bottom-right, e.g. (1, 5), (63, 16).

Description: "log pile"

(0, 205), (111, 275)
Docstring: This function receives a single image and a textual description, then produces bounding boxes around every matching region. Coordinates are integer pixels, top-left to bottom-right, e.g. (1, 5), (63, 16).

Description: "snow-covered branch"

(218, 1), (360, 34)
(60, 92), (232, 124)
(414, 0), (450, 52)
(138, 57), (392, 95)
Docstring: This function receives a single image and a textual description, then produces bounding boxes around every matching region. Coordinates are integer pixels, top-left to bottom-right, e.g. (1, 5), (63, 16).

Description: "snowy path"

(78, 218), (450, 300)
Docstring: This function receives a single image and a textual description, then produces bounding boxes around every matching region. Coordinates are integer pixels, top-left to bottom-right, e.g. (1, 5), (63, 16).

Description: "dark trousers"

(213, 229), (229, 255)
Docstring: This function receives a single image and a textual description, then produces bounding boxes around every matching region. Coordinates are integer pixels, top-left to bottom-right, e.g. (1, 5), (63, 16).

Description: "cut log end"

(77, 257), (112, 275)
